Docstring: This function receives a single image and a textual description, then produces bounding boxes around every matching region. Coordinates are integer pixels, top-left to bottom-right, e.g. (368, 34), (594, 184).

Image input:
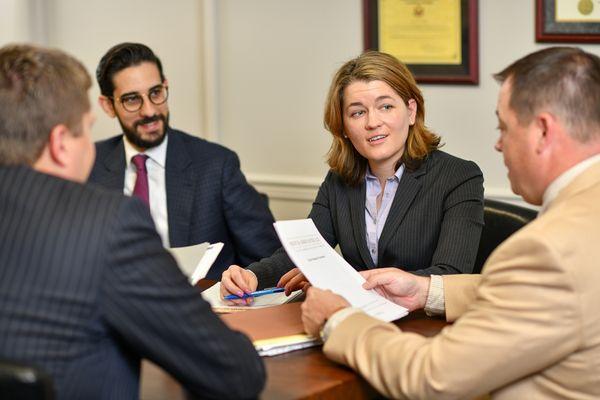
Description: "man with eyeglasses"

(90, 43), (279, 279)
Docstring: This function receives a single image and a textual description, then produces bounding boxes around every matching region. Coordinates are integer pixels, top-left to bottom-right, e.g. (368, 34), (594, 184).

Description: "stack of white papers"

(254, 334), (321, 357)
(167, 242), (223, 285)
(274, 219), (408, 322)
(201, 283), (303, 313)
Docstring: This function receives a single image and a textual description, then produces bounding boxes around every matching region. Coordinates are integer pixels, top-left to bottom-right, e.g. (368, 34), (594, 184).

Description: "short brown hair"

(494, 46), (600, 143)
(96, 42), (165, 97)
(0, 44), (91, 166)
(324, 51), (440, 186)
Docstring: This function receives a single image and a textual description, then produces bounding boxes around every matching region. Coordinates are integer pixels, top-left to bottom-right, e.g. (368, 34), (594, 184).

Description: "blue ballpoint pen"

(224, 287), (285, 300)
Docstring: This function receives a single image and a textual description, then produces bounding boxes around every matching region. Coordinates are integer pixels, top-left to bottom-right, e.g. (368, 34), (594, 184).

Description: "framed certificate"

(536, 0), (600, 42)
(363, 0), (479, 84)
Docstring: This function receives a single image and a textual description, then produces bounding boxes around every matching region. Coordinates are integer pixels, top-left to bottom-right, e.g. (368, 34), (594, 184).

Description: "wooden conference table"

(140, 281), (449, 400)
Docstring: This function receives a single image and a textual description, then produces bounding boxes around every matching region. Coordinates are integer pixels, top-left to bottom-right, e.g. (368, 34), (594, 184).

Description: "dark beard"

(120, 113), (170, 150)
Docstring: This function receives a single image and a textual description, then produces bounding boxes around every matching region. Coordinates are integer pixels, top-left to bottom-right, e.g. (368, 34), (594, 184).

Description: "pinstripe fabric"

(249, 151), (484, 288)
(0, 166), (265, 400)
(89, 128), (280, 280)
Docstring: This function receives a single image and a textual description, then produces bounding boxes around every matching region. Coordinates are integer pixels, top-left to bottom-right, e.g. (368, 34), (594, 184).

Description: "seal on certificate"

(578, 0), (594, 15)
(413, 4), (424, 17)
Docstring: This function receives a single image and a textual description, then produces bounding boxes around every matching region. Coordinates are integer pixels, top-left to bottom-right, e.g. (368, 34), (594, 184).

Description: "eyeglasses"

(111, 84), (169, 112)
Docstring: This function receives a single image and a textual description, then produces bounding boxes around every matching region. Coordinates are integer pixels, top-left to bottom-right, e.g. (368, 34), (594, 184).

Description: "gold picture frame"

(363, 0), (479, 84)
(536, 0), (600, 43)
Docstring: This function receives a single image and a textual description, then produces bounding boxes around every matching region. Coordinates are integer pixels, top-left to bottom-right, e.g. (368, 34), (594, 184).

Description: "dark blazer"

(0, 166), (265, 400)
(89, 128), (280, 279)
(249, 151), (484, 288)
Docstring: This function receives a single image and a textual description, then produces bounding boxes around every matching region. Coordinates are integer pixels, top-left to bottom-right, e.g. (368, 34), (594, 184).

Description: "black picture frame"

(536, 0), (600, 43)
(363, 0), (479, 85)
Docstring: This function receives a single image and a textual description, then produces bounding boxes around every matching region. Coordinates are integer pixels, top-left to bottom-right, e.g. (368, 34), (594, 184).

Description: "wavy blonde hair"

(324, 51), (440, 186)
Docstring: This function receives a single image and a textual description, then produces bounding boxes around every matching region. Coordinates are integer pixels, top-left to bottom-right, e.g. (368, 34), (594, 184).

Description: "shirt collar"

(540, 153), (600, 214)
(365, 163), (405, 182)
(123, 131), (169, 168)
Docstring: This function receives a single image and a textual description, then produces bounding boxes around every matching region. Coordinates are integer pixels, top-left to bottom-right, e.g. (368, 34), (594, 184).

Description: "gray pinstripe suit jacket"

(0, 166), (265, 399)
(89, 128), (280, 280)
(249, 151), (484, 288)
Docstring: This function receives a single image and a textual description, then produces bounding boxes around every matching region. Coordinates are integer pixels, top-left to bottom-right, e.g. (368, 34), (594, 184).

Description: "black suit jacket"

(249, 151), (484, 288)
(0, 166), (265, 399)
(89, 128), (280, 279)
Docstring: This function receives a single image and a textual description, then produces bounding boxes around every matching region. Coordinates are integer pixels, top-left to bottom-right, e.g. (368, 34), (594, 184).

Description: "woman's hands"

(220, 265), (312, 305)
(277, 267), (311, 295)
(220, 265), (258, 305)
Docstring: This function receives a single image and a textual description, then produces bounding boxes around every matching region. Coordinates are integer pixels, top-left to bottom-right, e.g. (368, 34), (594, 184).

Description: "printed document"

(168, 242), (223, 285)
(274, 219), (408, 322)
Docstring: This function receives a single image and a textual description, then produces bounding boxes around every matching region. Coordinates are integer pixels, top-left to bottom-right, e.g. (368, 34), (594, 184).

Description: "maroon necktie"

(132, 154), (150, 208)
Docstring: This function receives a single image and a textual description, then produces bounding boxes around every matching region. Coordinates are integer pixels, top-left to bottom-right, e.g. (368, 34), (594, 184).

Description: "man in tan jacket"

(301, 46), (600, 399)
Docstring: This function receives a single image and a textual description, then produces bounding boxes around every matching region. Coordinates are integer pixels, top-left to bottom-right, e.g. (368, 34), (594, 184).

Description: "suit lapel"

(100, 139), (127, 190)
(165, 131), (194, 246)
(348, 180), (374, 268)
(377, 161), (427, 259)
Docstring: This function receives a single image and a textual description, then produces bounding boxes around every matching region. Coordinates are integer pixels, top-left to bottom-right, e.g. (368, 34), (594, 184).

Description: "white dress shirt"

(540, 153), (600, 214)
(123, 135), (170, 247)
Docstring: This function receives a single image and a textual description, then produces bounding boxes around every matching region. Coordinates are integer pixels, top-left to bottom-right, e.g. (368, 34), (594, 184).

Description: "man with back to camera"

(89, 42), (280, 279)
(0, 43), (265, 399)
(301, 46), (600, 399)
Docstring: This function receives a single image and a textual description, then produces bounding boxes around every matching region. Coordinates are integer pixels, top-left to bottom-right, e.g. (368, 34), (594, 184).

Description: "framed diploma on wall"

(536, 0), (600, 42)
(363, 0), (479, 85)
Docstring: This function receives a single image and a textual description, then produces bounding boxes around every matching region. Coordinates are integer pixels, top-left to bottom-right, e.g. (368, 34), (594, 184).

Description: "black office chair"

(258, 192), (270, 208)
(0, 360), (54, 400)
(473, 199), (538, 273)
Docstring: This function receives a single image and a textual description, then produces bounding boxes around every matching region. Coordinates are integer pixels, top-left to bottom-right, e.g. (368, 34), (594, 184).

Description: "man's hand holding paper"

(301, 288), (350, 337)
(361, 268), (430, 312)
(274, 219), (408, 323)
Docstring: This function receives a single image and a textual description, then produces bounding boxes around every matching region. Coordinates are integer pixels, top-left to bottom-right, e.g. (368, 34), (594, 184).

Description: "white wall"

(215, 0), (363, 218)
(1, 0), (206, 141)
(2, 0), (599, 218)
(0, 0), (33, 43)
(215, 0), (600, 215)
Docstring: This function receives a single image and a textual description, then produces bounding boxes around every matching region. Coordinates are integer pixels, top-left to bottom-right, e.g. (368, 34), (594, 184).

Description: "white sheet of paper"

(274, 219), (408, 322)
(254, 334), (321, 357)
(201, 282), (303, 311)
(168, 242), (224, 285)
